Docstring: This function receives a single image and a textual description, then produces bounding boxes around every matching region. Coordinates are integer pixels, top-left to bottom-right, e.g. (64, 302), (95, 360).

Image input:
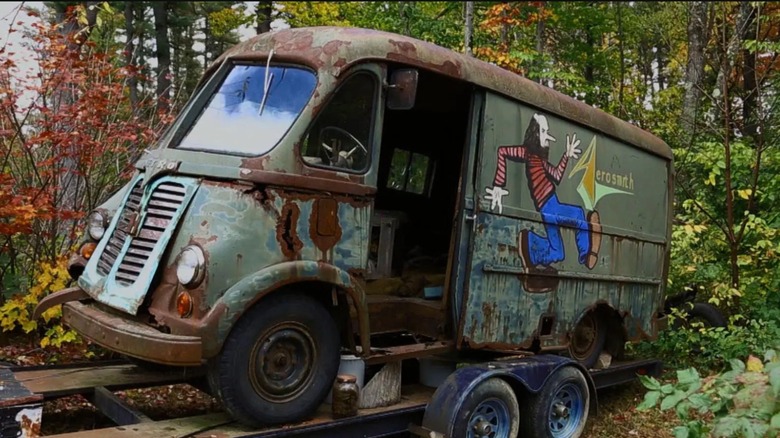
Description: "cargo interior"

(363, 66), (472, 339)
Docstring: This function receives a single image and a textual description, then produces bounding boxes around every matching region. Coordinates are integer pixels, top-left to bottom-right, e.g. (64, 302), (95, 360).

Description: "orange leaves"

(481, 1), (553, 34)
(0, 15), (168, 242)
(474, 47), (524, 75)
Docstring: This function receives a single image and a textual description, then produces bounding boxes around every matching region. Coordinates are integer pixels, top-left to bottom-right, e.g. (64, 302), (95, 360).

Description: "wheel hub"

(571, 314), (598, 359)
(472, 420), (493, 436)
(249, 323), (316, 402)
(552, 402), (570, 419)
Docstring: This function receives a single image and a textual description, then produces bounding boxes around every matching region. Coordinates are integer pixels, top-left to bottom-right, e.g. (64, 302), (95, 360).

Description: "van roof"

(210, 26), (672, 160)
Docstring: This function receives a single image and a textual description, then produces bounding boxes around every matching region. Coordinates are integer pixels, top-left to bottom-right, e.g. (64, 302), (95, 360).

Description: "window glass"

(301, 73), (376, 172)
(176, 64), (316, 156)
(386, 148), (431, 195)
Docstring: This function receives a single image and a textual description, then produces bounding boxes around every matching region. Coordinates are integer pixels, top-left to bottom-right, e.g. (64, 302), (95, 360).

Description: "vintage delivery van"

(35, 26), (672, 427)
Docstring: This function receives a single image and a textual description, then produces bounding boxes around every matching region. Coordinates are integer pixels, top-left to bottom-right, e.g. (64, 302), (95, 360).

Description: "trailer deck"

(0, 357), (662, 438)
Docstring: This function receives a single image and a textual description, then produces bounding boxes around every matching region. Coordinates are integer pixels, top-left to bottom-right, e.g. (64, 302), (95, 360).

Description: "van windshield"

(175, 64), (317, 156)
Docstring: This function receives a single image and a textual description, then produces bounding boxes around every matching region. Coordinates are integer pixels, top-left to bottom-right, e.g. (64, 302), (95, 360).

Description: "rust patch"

(310, 198), (342, 255)
(388, 39), (417, 54)
(276, 202), (303, 259)
(322, 40), (344, 55)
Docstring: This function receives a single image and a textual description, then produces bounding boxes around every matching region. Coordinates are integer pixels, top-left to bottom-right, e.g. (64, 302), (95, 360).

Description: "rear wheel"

(567, 312), (606, 369)
(208, 292), (340, 427)
(521, 366), (590, 438)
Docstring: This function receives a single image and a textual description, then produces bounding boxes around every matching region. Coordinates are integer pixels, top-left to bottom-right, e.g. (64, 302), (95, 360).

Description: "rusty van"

(35, 26), (672, 430)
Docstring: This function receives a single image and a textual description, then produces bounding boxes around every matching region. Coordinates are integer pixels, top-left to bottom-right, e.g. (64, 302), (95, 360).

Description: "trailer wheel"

(522, 366), (590, 438)
(450, 378), (520, 438)
(567, 312), (606, 369)
(208, 292), (340, 427)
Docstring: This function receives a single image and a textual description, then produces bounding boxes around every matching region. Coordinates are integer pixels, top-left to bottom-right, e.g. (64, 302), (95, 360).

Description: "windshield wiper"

(258, 48), (275, 116)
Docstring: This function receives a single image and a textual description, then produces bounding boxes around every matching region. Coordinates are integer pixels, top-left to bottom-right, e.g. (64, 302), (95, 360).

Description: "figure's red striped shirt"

(493, 145), (568, 210)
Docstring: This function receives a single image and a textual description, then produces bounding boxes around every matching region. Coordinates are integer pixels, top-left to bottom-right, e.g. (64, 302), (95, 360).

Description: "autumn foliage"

(0, 7), (170, 342)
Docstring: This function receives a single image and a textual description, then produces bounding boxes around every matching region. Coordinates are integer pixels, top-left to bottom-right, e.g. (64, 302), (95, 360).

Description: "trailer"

(0, 355), (661, 438)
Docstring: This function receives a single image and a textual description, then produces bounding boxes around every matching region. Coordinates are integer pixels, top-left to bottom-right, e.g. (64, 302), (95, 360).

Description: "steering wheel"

(319, 126), (368, 169)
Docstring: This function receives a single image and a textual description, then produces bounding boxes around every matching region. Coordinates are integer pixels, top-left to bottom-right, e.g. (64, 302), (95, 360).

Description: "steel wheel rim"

(571, 314), (598, 360)
(548, 382), (585, 437)
(249, 321), (316, 402)
(467, 397), (512, 438)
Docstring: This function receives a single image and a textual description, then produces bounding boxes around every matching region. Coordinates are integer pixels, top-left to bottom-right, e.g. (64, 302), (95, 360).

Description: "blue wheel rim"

(548, 382), (585, 437)
(467, 397), (512, 438)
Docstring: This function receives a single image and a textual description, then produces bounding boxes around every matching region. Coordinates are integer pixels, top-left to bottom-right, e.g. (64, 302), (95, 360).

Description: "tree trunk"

(464, 1), (474, 56)
(535, 1), (546, 83)
(714, 2), (752, 128)
(741, 4), (758, 141)
(616, 2), (625, 116)
(680, 1), (709, 138)
(124, 1), (138, 111)
(256, 1), (273, 34)
(153, 1), (171, 113)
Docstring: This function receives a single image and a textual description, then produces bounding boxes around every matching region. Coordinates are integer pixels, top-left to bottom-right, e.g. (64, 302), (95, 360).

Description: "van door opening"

(364, 67), (472, 339)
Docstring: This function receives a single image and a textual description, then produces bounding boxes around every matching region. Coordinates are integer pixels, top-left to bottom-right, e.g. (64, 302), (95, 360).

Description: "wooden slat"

(49, 385), (434, 438)
(15, 364), (206, 398)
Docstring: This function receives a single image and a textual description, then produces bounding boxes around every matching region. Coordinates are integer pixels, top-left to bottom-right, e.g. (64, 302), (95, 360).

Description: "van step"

(363, 341), (453, 365)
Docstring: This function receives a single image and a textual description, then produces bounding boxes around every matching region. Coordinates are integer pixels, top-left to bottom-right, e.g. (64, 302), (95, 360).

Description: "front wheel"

(521, 366), (590, 438)
(208, 292), (340, 427)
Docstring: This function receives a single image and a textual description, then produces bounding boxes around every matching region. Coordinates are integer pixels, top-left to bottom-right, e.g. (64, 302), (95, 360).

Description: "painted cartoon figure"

(484, 113), (602, 290)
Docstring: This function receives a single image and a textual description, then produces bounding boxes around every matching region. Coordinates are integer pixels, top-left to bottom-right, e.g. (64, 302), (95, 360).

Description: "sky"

(0, 1), (286, 66)
(0, 1), (288, 108)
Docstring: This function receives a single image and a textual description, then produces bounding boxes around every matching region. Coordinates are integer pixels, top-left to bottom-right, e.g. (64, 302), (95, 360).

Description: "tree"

(153, 1), (171, 112)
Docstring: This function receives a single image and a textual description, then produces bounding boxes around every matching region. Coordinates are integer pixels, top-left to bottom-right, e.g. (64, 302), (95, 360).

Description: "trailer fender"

(422, 355), (597, 436)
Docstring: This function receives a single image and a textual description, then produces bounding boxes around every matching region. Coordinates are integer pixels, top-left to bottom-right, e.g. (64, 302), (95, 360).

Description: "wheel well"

(588, 304), (626, 360)
(258, 281), (356, 351)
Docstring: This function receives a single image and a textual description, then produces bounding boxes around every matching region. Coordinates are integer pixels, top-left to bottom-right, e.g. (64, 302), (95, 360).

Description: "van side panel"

(459, 92), (670, 350)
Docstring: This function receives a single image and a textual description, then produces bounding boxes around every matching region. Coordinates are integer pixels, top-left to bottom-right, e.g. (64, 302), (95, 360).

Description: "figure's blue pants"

(528, 194), (591, 266)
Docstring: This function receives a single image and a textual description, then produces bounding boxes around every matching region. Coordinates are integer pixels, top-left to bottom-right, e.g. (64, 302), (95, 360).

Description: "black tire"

(445, 378), (520, 438)
(567, 312), (607, 369)
(208, 292), (340, 427)
(521, 366), (590, 438)
(671, 302), (727, 329)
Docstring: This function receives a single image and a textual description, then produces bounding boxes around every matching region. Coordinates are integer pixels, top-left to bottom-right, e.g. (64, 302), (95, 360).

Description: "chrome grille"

(97, 180), (143, 276)
(96, 180), (187, 286)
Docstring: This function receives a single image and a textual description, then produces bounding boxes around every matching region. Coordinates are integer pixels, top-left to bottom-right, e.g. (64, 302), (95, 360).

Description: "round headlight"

(176, 245), (205, 288)
(87, 211), (106, 240)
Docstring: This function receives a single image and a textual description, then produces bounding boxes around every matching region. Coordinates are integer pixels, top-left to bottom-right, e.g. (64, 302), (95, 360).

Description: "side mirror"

(386, 69), (418, 110)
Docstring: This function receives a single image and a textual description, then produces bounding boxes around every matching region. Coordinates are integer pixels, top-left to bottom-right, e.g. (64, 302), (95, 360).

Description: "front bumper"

(62, 300), (203, 366)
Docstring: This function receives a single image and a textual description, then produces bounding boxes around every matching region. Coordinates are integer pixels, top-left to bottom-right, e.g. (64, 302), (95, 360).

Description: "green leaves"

(637, 347), (780, 438)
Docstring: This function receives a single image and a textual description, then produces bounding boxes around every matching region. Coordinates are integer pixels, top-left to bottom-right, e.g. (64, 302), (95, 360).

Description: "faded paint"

(34, 27), (673, 374)
(78, 174), (200, 315)
(458, 92), (669, 351)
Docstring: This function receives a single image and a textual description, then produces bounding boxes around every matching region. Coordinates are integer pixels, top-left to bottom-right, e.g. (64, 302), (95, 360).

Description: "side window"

(301, 73), (377, 172)
(386, 148), (432, 195)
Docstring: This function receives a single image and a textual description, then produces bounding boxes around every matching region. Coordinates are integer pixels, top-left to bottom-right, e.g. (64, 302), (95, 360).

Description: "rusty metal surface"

(32, 286), (88, 320)
(205, 27), (671, 161)
(144, 181), (372, 358)
(62, 301), (203, 366)
(458, 92), (670, 351)
(78, 174), (200, 315)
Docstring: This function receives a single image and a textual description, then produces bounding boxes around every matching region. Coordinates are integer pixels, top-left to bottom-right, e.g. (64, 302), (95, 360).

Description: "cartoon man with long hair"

(484, 113), (602, 290)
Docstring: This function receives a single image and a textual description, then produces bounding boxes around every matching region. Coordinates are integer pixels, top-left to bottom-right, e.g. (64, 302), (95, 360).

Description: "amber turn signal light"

(176, 291), (193, 318)
(80, 242), (97, 259)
